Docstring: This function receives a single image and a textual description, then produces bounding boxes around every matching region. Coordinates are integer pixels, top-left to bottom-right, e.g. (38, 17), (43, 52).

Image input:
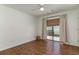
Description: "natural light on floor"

(47, 36), (60, 41)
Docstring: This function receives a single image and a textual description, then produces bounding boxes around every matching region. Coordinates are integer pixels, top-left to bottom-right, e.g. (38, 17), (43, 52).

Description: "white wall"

(36, 17), (43, 39)
(0, 5), (37, 51)
(66, 9), (79, 46)
(37, 8), (79, 47)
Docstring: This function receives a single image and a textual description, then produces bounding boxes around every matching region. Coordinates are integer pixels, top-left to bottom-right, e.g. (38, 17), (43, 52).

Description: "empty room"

(0, 4), (79, 55)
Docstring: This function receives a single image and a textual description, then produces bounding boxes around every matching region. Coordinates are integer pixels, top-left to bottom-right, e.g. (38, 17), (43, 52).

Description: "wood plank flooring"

(0, 40), (79, 55)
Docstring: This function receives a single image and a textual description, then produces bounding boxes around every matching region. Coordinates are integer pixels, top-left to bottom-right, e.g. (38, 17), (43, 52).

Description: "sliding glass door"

(47, 25), (60, 41)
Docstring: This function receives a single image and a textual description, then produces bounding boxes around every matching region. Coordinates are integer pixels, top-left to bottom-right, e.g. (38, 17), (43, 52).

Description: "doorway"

(46, 18), (60, 41)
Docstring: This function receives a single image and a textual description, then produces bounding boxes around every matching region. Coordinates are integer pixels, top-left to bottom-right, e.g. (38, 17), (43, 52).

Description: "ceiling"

(4, 4), (79, 16)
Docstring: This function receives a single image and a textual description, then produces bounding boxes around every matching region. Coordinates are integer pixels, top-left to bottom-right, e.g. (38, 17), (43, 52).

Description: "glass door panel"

(47, 25), (60, 41)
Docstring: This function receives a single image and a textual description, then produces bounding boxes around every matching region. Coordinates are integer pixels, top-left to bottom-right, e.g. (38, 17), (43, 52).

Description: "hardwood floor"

(0, 40), (79, 55)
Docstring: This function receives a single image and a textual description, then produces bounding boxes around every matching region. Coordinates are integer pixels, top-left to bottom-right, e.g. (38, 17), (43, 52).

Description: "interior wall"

(36, 17), (43, 39)
(0, 5), (37, 51)
(66, 9), (79, 46)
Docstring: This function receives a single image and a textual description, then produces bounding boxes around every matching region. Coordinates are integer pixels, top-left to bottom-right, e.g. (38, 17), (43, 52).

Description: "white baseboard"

(0, 39), (35, 51)
(64, 42), (79, 47)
